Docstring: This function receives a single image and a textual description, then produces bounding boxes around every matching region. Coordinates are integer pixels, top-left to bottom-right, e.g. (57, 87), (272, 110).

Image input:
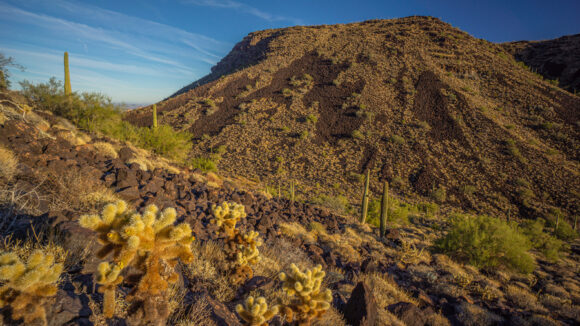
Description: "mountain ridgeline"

(125, 16), (580, 223)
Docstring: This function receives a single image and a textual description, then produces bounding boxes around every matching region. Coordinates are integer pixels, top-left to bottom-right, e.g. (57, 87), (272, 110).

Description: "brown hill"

(502, 33), (580, 93)
(125, 16), (580, 223)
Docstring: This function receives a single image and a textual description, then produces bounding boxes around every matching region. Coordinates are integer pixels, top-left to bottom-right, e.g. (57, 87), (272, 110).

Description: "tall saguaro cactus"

(152, 104), (158, 129)
(360, 169), (370, 223)
(64, 52), (71, 95)
(380, 181), (389, 237)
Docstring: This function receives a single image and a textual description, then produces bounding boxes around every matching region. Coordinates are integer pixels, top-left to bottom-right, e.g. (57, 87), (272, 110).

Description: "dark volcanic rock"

(387, 302), (426, 326)
(341, 281), (378, 326)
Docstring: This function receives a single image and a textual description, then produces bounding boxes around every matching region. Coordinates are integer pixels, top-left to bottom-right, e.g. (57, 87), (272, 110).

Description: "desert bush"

(20, 78), (192, 162)
(138, 125), (192, 162)
(366, 197), (411, 227)
(187, 157), (217, 172)
(309, 194), (350, 215)
(389, 135), (405, 144)
(0, 146), (17, 180)
(521, 219), (566, 261)
(431, 186), (447, 203)
(436, 214), (535, 273)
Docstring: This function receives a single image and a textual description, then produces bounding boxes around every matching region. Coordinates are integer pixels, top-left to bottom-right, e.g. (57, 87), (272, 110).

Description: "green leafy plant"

(436, 214), (535, 273)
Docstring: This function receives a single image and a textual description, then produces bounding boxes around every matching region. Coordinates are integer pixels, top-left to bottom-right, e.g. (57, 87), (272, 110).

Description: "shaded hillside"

(125, 16), (580, 224)
(503, 34), (580, 93)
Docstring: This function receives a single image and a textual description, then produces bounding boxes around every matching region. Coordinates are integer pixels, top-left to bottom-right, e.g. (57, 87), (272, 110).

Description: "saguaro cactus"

(152, 104), (158, 129)
(360, 169), (370, 223)
(380, 181), (389, 237)
(64, 52), (71, 95)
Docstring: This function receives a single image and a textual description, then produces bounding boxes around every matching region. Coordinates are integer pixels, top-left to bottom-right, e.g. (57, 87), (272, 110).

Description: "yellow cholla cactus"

(0, 250), (63, 325)
(210, 201), (263, 285)
(211, 201), (246, 238)
(279, 264), (333, 325)
(79, 200), (195, 320)
(96, 262), (123, 318)
(236, 296), (279, 326)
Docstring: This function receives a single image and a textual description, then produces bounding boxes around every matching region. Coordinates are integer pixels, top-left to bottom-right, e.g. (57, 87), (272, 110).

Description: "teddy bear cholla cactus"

(236, 296), (279, 326)
(279, 264), (333, 326)
(0, 250), (63, 325)
(210, 202), (262, 284)
(79, 200), (194, 323)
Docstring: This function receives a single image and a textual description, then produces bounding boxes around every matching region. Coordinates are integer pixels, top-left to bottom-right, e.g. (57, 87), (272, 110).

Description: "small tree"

(0, 53), (25, 90)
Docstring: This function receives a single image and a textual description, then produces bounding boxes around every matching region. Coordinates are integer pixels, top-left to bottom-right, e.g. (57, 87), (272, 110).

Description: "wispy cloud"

(0, 0), (233, 102)
(184, 0), (302, 24)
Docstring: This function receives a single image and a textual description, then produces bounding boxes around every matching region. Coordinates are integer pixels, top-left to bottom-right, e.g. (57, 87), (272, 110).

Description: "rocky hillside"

(503, 33), (580, 93)
(2, 88), (580, 325)
(125, 16), (580, 224)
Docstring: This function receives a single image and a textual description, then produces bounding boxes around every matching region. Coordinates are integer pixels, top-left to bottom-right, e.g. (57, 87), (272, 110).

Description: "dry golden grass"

(127, 157), (150, 171)
(505, 285), (546, 312)
(184, 241), (236, 302)
(426, 313), (452, 326)
(353, 272), (418, 314)
(455, 302), (503, 326)
(92, 141), (118, 159)
(0, 146), (18, 180)
(279, 222), (317, 244)
(173, 296), (216, 326)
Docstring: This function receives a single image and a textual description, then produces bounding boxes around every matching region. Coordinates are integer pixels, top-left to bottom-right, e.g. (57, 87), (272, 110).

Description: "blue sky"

(1, 0), (579, 104)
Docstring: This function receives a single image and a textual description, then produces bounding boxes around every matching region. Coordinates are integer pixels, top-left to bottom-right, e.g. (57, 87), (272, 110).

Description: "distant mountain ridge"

(503, 33), (580, 93)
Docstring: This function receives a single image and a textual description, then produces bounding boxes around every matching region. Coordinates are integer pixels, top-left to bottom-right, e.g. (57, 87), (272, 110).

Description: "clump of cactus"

(279, 263), (332, 325)
(79, 200), (195, 323)
(0, 250), (63, 325)
(210, 202), (262, 285)
(236, 296), (279, 326)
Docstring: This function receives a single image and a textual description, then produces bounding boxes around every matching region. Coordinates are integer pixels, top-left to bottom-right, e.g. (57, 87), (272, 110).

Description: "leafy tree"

(0, 53), (25, 90)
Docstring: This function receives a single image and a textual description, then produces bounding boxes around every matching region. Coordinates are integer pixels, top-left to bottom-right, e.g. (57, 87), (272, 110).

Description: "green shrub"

(309, 194), (351, 215)
(389, 135), (405, 144)
(521, 219), (566, 262)
(19, 78), (193, 162)
(138, 125), (192, 162)
(306, 114), (318, 124)
(187, 157), (217, 172)
(436, 214), (535, 273)
(431, 186), (447, 203)
(417, 202), (439, 216)
(366, 197), (411, 227)
(351, 130), (364, 139)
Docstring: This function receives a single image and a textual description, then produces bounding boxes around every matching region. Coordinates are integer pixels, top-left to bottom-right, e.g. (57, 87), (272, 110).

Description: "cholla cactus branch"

(210, 201), (262, 285)
(279, 264), (332, 325)
(0, 250), (63, 325)
(79, 200), (195, 322)
(236, 296), (279, 326)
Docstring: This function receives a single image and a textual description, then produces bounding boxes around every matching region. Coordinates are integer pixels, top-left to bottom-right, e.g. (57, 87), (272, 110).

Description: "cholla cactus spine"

(236, 296), (279, 326)
(0, 250), (63, 325)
